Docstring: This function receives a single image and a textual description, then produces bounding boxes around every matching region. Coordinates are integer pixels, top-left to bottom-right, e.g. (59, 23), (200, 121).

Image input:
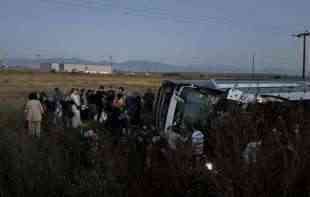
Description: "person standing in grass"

(68, 89), (82, 129)
(25, 92), (44, 137)
(111, 92), (127, 140)
(191, 128), (205, 168)
(143, 88), (155, 113)
(70, 88), (81, 107)
(71, 99), (82, 128)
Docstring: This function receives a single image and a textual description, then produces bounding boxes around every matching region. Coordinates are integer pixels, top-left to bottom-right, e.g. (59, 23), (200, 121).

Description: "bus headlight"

(205, 162), (213, 171)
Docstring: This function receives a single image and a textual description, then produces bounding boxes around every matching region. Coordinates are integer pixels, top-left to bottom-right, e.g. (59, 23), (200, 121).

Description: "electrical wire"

(75, 0), (309, 37)
(9, 0), (306, 67)
(36, 0), (297, 37)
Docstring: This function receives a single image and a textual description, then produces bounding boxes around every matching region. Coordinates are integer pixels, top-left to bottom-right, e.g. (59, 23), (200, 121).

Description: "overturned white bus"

(154, 79), (310, 136)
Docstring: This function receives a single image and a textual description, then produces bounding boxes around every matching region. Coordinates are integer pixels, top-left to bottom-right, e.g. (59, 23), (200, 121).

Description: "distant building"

(40, 63), (60, 72)
(0, 64), (8, 70)
(40, 63), (112, 74)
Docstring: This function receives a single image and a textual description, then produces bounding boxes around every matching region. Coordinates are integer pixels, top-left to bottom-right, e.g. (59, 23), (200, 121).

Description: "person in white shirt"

(70, 89), (81, 107)
(71, 100), (82, 128)
(191, 129), (205, 168)
(25, 92), (44, 137)
(242, 140), (262, 163)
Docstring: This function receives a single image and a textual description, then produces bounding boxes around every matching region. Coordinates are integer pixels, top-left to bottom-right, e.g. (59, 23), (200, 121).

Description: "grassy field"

(0, 71), (167, 120)
(1, 71), (309, 196)
(0, 70), (286, 101)
(0, 71), (206, 197)
(0, 71), (163, 100)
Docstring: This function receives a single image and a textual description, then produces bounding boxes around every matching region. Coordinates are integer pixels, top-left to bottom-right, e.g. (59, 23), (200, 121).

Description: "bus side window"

(158, 86), (174, 130)
(173, 97), (185, 128)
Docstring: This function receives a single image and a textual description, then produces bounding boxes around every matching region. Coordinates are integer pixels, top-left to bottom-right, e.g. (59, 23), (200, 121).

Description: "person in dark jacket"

(94, 91), (103, 121)
(105, 87), (116, 126)
(133, 94), (142, 126)
(113, 93), (127, 134)
(80, 89), (89, 121)
(87, 90), (97, 120)
(61, 98), (73, 128)
(109, 93), (124, 144)
(53, 88), (63, 103)
(126, 92), (141, 126)
(143, 88), (155, 113)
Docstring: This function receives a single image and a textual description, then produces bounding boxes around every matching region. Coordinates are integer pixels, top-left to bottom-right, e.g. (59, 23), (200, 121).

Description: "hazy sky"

(1, 0), (310, 72)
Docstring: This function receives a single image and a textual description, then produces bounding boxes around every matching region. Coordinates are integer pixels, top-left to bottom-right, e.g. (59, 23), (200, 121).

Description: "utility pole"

(36, 54), (41, 68)
(0, 49), (8, 67)
(251, 53), (255, 80)
(294, 31), (310, 80)
(0, 50), (4, 66)
(109, 56), (113, 72)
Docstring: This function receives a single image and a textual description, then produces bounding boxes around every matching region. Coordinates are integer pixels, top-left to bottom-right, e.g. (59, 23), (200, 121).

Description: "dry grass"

(0, 71), (164, 101)
(0, 70), (281, 101)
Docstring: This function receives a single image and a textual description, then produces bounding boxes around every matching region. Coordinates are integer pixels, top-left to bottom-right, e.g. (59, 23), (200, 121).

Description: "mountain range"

(2, 57), (298, 75)
(1, 58), (191, 72)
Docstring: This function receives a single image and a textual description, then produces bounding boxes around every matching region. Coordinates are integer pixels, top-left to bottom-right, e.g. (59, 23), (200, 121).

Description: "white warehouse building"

(40, 63), (112, 74)
(40, 63), (61, 72)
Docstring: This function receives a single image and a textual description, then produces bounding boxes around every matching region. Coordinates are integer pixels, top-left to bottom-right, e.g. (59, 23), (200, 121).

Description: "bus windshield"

(173, 87), (218, 132)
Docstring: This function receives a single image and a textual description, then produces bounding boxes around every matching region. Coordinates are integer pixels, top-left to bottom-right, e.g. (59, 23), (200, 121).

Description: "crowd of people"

(24, 86), (207, 171)
(21, 84), (310, 196)
(24, 86), (155, 138)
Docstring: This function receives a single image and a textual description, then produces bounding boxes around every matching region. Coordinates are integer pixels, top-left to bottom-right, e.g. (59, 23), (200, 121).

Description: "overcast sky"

(1, 0), (310, 73)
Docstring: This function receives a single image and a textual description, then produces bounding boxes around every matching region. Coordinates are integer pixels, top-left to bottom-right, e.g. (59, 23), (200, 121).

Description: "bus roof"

(163, 79), (310, 101)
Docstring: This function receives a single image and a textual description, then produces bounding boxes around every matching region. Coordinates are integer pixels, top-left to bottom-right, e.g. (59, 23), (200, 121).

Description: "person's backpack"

(62, 101), (74, 118)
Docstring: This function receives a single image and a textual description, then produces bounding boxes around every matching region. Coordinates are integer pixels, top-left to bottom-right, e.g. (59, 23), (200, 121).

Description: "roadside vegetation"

(0, 72), (309, 196)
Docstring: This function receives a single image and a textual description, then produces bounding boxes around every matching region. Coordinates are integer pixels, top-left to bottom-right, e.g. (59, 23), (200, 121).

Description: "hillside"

(3, 58), (299, 75)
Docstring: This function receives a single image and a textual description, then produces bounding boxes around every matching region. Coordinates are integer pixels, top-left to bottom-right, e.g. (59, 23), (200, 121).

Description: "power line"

(83, 0), (308, 34)
(76, 0), (308, 37)
(39, 0), (114, 12)
(79, 0), (236, 24)
(251, 53), (255, 79)
(36, 0), (295, 37)
(38, 0), (230, 25)
(27, 0), (310, 68)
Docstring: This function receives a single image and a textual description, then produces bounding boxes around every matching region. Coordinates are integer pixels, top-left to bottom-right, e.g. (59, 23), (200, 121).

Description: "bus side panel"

(154, 84), (175, 132)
